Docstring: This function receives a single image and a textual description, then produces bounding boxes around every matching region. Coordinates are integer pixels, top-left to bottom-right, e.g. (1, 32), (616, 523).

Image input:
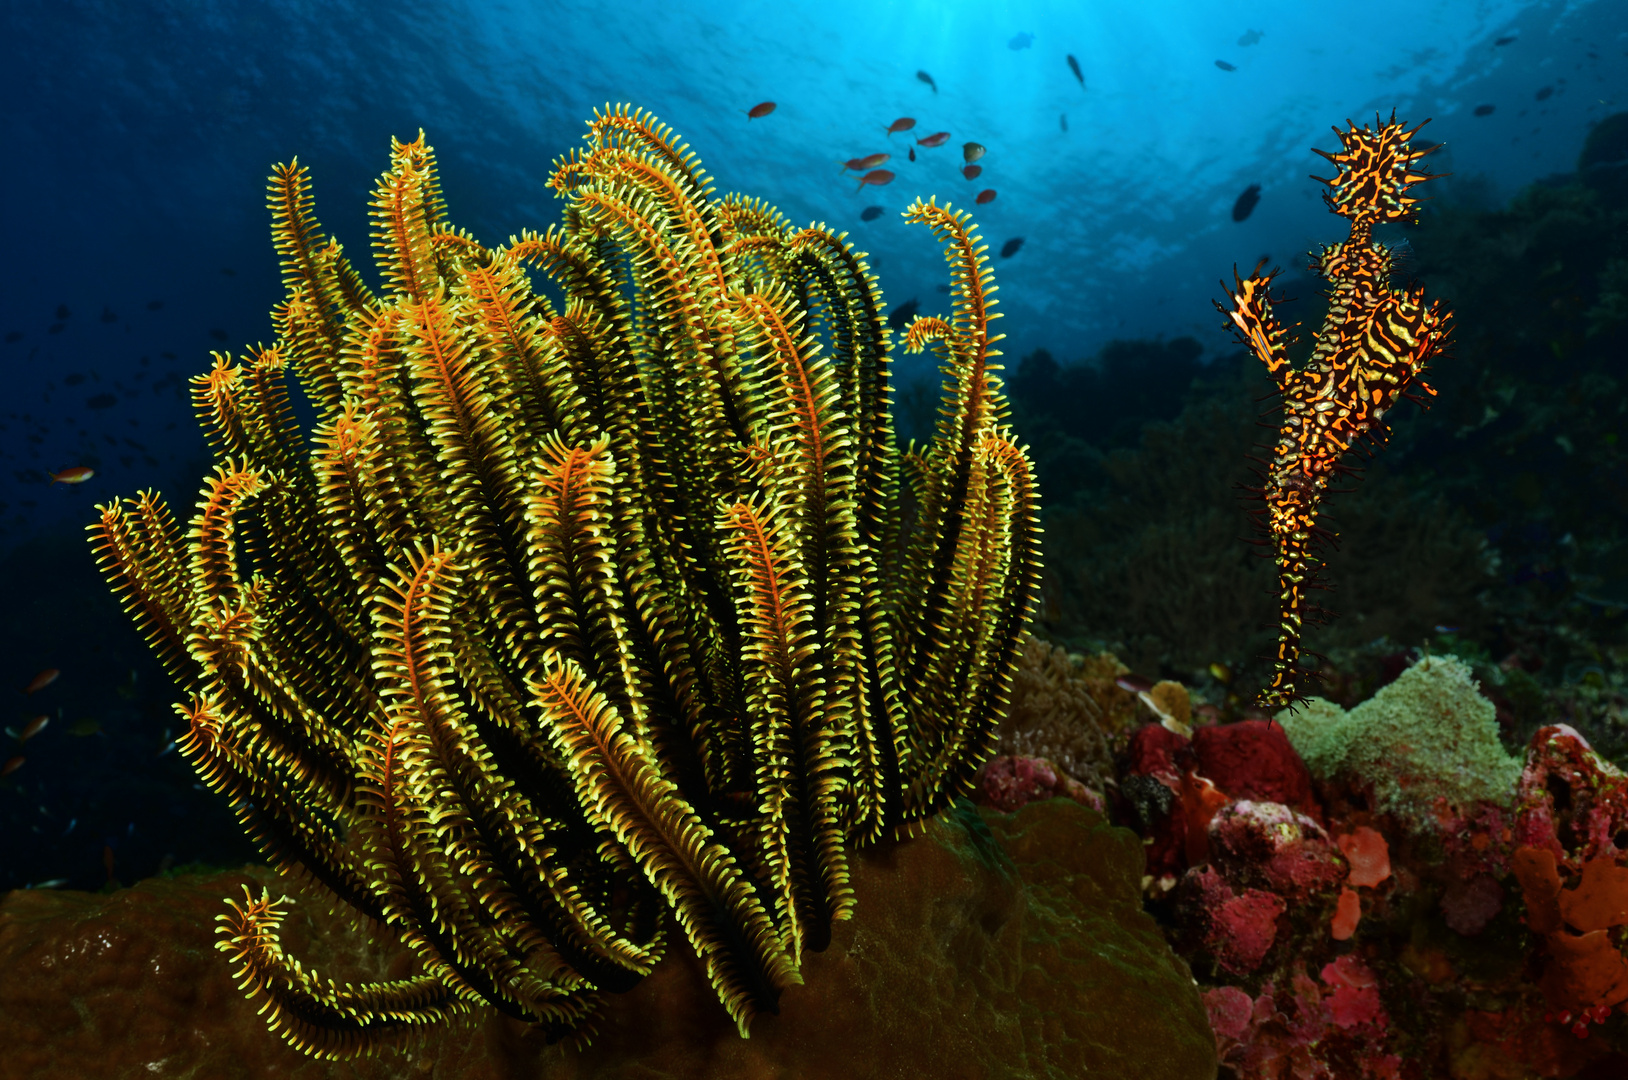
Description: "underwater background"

(0, 0), (1624, 927)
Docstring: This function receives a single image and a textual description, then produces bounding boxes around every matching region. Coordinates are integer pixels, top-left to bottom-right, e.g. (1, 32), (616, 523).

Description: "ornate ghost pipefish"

(1217, 112), (1453, 711)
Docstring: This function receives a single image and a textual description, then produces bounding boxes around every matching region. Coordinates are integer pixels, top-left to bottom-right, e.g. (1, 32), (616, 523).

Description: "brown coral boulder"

(0, 799), (1216, 1080)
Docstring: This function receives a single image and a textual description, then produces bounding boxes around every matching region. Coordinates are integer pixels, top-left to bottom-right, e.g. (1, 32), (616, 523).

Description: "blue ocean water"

(0, 0), (1623, 889)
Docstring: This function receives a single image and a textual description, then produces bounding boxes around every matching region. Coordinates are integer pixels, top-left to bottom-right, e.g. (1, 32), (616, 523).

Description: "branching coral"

(1219, 113), (1453, 709)
(993, 633), (1138, 794)
(88, 108), (1039, 1057)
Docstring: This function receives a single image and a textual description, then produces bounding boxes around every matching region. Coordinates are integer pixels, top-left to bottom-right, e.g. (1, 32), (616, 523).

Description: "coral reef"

(993, 632), (1139, 795)
(1217, 113), (1452, 709)
(1278, 654), (1523, 832)
(0, 799), (1217, 1080)
(86, 107), (1040, 1054)
(1092, 652), (1628, 1077)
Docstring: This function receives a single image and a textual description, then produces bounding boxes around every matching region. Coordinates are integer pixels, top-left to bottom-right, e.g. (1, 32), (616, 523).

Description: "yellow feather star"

(90, 106), (1041, 1057)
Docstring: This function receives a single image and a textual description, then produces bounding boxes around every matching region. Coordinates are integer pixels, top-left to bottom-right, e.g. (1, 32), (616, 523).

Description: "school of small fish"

(742, 41), (1098, 233)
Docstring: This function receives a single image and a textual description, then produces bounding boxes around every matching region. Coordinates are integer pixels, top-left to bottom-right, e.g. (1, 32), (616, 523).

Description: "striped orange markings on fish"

(24, 668), (60, 695)
(49, 466), (94, 484)
(746, 101), (776, 120)
(855, 169), (895, 192)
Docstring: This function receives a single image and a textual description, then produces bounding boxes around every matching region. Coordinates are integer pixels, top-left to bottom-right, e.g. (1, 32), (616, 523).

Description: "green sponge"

(1276, 655), (1521, 831)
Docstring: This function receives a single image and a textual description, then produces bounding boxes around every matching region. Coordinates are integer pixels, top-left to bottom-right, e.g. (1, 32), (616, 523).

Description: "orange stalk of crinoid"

(1216, 112), (1453, 712)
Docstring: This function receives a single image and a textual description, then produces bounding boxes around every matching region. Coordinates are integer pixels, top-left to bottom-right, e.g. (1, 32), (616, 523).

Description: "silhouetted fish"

(64, 373), (85, 386)
(1215, 60), (1237, 72)
(1066, 54), (1084, 88)
(1535, 86), (1553, 101)
(209, 328), (229, 341)
(887, 298), (919, 330)
(146, 300), (164, 310)
(1231, 183), (1262, 222)
(860, 205), (884, 221)
(1009, 32), (1034, 50)
(56, 304), (70, 320)
(1495, 36), (1517, 46)
(100, 306), (117, 324)
(1474, 104), (1495, 117)
(1237, 29), (1263, 47)
(4, 332), (20, 344)
(917, 70), (937, 94)
(1060, 113), (1068, 133)
(86, 393), (116, 409)
(999, 237), (1024, 258)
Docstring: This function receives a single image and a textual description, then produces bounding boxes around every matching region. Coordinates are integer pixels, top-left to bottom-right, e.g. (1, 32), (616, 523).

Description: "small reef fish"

(746, 101), (776, 120)
(962, 165), (983, 180)
(1000, 237), (1024, 258)
(1474, 104), (1495, 117)
(841, 153), (890, 172)
(916, 70), (937, 94)
(885, 117), (916, 136)
(908, 148), (915, 162)
(1535, 86), (1553, 101)
(1237, 29), (1264, 47)
(916, 131), (951, 148)
(49, 466), (94, 484)
(28, 878), (68, 889)
(1208, 662), (1233, 685)
(963, 141), (986, 163)
(24, 668), (60, 695)
(1, 755), (22, 778)
(18, 715), (49, 742)
(855, 168), (895, 192)
(1009, 31), (1034, 51)
(1066, 54), (1085, 88)
(1495, 36), (1517, 46)
(975, 189), (997, 205)
(1115, 674), (1154, 694)
(1215, 60), (1237, 72)
(1232, 183), (1262, 222)
(1433, 625), (1460, 634)
(146, 299), (164, 310)
(1060, 113), (1068, 133)
(68, 717), (103, 737)
(886, 298), (919, 330)
(860, 205), (884, 221)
